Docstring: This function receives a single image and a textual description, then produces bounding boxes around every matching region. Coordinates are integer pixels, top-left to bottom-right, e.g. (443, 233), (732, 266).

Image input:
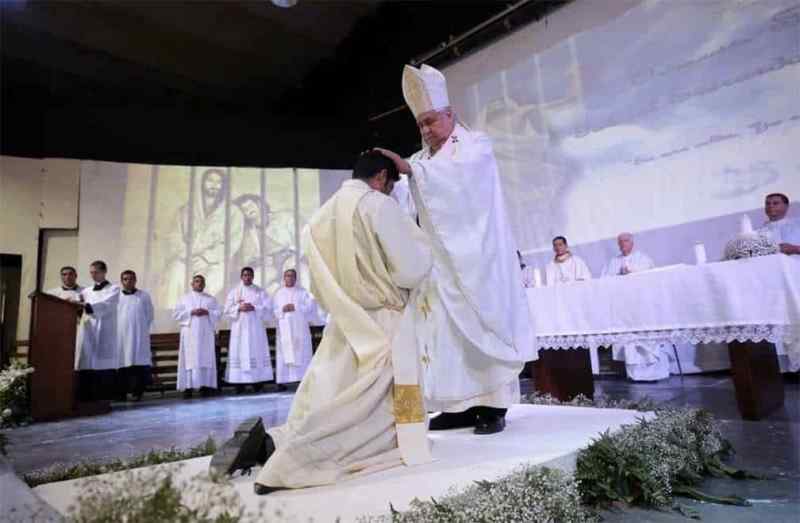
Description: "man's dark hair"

(192, 274), (206, 282)
(90, 260), (107, 272)
(120, 270), (136, 279)
(352, 151), (400, 182)
(284, 269), (297, 276)
(241, 266), (255, 276)
(552, 236), (568, 245)
(60, 266), (77, 274)
(766, 193), (789, 205)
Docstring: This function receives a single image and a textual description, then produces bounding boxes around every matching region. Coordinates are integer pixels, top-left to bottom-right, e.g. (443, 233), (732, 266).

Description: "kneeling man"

(210, 151), (433, 494)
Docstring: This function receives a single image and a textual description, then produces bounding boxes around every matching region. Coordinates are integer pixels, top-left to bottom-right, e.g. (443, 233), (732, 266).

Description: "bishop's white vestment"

(224, 283), (273, 383)
(273, 285), (316, 384)
(117, 290), (154, 368)
(601, 250), (655, 277)
(545, 255), (592, 286)
(174, 291), (222, 390)
(257, 178), (433, 489)
(395, 124), (535, 413)
(76, 282), (121, 370)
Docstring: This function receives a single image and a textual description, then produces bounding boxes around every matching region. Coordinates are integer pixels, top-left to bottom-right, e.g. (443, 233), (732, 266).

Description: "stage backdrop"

(78, 162), (349, 333)
(443, 0), (800, 272)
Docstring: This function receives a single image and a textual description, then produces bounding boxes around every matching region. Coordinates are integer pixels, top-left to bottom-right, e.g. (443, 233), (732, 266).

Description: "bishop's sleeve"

(373, 197), (432, 290)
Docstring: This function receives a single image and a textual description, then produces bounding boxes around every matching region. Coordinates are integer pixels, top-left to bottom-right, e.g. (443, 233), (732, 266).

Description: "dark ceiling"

(1, 0), (567, 168)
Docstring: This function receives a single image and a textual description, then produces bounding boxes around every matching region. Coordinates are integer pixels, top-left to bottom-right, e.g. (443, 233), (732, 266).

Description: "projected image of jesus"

(161, 168), (244, 307)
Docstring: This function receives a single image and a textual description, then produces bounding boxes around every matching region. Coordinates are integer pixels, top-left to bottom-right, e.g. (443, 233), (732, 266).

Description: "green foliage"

(575, 409), (759, 510)
(366, 466), (597, 523)
(24, 436), (217, 487)
(0, 360), (34, 428)
(67, 466), (264, 523)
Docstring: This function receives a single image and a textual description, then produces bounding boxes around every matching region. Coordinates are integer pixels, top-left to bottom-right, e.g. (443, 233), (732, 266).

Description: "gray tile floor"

(2, 375), (798, 522)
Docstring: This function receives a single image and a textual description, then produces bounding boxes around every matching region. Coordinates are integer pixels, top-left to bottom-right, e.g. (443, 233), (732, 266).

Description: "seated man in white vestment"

(601, 233), (655, 277)
(758, 192), (800, 255)
(46, 265), (84, 301)
(757, 192), (800, 372)
(210, 152), (433, 495)
(379, 64), (534, 435)
(116, 270), (154, 401)
(224, 267), (274, 394)
(174, 275), (222, 398)
(76, 260), (120, 401)
(545, 236), (592, 286)
(273, 268), (317, 390)
(518, 250), (535, 288)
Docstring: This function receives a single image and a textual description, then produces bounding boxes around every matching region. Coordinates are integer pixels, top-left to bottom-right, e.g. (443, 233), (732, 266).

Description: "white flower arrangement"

(0, 360), (34, 427)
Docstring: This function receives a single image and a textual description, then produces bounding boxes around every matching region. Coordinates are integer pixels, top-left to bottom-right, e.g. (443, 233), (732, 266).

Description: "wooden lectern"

(28, 291), (110, 420)
(533, 348), (595, 402)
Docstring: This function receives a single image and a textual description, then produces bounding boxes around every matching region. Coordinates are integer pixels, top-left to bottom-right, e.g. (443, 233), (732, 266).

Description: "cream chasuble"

(257, 179), (433, 489)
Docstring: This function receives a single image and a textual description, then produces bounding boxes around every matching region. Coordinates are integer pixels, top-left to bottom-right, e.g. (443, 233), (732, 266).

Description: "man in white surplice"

(601, 233), (655, 277)
(273, 268), (316, 388)
(758, 192), (800, 255)
(378, 64), (534, 435)
(46, 265), (84, 301)
(224, 267), (273, 393)
(116, 270), (154, 401)
(174, 275), (222, 397)
(545, 236), (592, 286)
(210, 152), (433, 495)
(76, 260), (121, 400)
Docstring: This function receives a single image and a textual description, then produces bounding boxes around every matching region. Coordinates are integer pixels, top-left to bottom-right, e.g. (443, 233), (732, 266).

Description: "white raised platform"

(35, 404), (652, 521)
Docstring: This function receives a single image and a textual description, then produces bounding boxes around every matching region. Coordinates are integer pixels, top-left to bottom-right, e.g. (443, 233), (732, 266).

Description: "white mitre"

(402, 64), (450, 118)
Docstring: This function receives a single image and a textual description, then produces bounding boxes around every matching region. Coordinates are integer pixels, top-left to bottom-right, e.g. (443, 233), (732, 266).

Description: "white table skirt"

(526, 254), (800, 366)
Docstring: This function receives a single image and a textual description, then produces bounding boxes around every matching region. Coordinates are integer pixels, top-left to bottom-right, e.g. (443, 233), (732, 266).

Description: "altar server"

(174, 275), (222, 397)
(273, 268), (316, 387)
(758, 193), (800, 255)
(46, 265), (83, 301)
(116, 270), (154, 400)
(545, 236), (592, 286)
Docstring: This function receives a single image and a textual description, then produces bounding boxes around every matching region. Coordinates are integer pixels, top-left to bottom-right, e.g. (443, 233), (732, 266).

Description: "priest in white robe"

(545, 236), (592, 286)
(378, 64), (534, 435)
(210, 151), (433, 494)
(601, 233), (655, 277)
(272, 268), (316, 388)
(116, 270), (154, 401)
(76, 260), (120, 400)
(174, 275), (222, 397)
(46, 265), (84, 301)
(758, 192), (800, 255)
(224, 267), (273, 393)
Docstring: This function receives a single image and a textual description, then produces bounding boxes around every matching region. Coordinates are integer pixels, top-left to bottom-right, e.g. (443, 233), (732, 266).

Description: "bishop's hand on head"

(373, 148), (412, 176)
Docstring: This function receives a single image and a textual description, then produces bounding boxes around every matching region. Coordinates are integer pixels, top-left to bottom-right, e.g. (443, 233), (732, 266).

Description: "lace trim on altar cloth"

(535, 324), (800, 355)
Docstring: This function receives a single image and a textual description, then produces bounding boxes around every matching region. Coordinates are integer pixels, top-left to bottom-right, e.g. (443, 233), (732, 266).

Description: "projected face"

(238, 197), (268, 228)
(617, 235), (634, 256)
(60, 268), (77, 288)
(765, 195), (789, 222)
(552, 238), (568, 256)
(241, 269), (254, 286)
(89, 264), (106, 283)
(283, 270), (297, 288)
(417, 108), (455, 151)
(121, 272), (137, 291)
(202, 170), (224, 199)
(191, 276), (206, 292)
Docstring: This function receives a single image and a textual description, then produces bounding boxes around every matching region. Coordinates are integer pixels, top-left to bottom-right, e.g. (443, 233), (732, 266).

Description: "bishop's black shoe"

(473, 407), (507, 435)
(428, 408), (478, 431)
(209, 417), (273, 477)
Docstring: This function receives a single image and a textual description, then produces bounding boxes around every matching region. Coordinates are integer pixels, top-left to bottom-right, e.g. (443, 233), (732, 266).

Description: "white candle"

(694, 242), (707, 264)
(740, 214), (754, 235)
(533, 267), (543, 288)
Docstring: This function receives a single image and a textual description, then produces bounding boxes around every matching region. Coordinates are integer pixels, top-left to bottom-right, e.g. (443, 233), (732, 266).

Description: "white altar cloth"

(527, 254), (800, 368)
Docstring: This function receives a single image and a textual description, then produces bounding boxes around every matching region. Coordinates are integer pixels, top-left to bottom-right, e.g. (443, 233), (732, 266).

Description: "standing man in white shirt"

(76, 260), (120, 400)
(224, 267), (273, 394)
(174, 275), (222, 398)
(46, 266), (83, 301)
(272, 269), (316, 390)
(758, 193), (800, 255)
(116, 270), (154, 401)
(601, 233), (655, 277)
(545, 236), (592, 286)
